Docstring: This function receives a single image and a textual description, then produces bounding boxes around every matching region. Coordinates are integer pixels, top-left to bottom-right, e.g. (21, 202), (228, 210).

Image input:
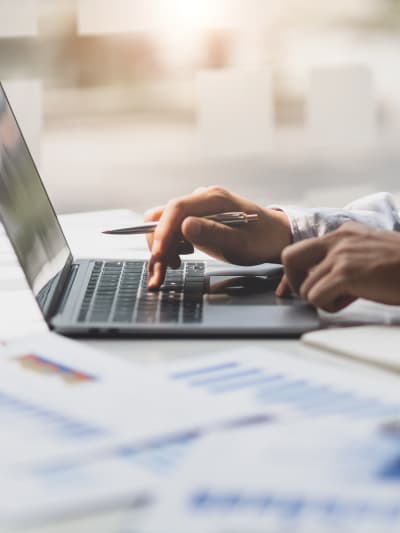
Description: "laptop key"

(78, 260), (205, 325)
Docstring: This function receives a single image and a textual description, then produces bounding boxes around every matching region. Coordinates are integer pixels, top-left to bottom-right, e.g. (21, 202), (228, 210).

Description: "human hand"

(145, 186), (292, 288)
(280, 222), (400, 313)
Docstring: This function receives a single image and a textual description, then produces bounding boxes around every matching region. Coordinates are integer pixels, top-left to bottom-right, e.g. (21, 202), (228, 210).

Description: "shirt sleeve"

(270, 192), (400, 243)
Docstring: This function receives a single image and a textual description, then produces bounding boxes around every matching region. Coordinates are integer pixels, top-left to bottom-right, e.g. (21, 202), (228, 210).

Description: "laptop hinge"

(54, 264), (79, 317)
(41, 255), (75, 321)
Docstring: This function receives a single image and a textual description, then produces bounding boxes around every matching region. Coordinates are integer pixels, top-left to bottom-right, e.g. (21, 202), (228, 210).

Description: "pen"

(102, 212), (259, 235)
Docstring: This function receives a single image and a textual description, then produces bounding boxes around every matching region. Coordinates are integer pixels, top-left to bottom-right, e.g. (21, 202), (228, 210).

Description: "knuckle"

(207, 185), (229, 198)
(308, 294), (333, 313)
(332, 242), (351, 256)
(335, 227), (354, 240)
(322, 234), (341, 251)
(193, 186), (207, 194)
(339, 221), (358, 232)
(334, 256), (354, 277)
(338, 221), (370, 237)
(167, 197), (185, 212)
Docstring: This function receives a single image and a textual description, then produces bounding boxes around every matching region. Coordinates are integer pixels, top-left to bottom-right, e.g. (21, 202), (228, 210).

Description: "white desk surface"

(2, 209), (400, 533)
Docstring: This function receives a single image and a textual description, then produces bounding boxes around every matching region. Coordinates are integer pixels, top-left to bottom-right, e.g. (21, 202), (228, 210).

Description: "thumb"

(182, 216), (238, 260)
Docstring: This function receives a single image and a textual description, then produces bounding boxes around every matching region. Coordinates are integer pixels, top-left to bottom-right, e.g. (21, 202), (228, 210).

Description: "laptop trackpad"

(204, 275), (314, 329)
(207, 275), (298, 306)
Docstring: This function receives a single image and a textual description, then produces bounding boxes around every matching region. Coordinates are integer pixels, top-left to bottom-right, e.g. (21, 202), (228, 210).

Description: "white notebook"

(303, 326), (400, 373)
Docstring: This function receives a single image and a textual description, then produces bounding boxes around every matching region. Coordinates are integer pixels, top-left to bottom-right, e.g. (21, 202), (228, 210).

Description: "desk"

(2, 210), (400, 533)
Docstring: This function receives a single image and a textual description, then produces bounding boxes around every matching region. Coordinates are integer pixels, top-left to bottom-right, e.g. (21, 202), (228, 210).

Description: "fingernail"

(148, 261), (162, 289)
(148, 277), (157, 289)
(148, 272), (158, 289)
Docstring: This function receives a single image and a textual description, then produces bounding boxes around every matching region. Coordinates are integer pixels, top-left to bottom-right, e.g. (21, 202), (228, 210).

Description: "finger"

(333, 294), (358, 312)
(147, 241), (191, 288)
(299, 256), (333, 300)
(192, 186), (208, 194)
(181, 216), (241, 262)
(282, 238), (328, 294)
(275, 275), (291, 297)
(144, 205), (164, 222)
(148, 261), (167, 290)
(307, 273), (349, 313)
(144, 205), (165, 251)
(148, 251), (181, 285)
(151, 190), (233, 261)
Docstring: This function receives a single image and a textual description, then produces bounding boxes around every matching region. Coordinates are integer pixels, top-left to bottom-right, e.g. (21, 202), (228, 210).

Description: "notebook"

(303, 326), (400, 374)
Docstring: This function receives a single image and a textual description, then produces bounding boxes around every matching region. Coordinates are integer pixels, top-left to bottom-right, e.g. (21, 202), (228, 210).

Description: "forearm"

(271, 192), (400, 242)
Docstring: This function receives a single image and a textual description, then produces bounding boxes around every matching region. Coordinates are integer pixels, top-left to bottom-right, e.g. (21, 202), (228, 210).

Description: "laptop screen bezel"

(0, 82), (74, 322)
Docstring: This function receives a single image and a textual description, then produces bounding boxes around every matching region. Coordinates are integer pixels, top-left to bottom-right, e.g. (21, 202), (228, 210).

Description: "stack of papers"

(139, 418), (400, 533)
(129, 348), (400, 533)
(3, 333), (400, 531)
(0, 334), (283, 526)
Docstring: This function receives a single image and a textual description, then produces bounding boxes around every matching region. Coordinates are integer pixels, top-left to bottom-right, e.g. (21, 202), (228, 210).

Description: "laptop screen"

(0, 83), (71, 315)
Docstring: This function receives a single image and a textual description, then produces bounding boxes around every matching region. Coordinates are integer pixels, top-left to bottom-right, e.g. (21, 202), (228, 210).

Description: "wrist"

(262, 207), (293, 262)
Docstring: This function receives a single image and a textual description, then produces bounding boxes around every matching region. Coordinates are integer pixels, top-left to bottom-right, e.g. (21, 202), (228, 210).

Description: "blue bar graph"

(170, 361), (400, 419)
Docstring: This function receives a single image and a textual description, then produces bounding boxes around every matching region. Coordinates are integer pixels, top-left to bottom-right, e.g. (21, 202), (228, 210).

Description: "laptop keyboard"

(77, 261), (205, 325)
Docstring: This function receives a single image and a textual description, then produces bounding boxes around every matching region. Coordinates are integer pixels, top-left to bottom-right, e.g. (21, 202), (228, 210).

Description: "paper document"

(4, 338), (400, 526)
(123, 346), (400, 531)
(151, 346), (400, 422)
(5, 411), (275, 526)
(0, 336), (285, 467)
(303, 325), (400, 373)
(0, 336), (282, 525)
(139, 418), (400, 533)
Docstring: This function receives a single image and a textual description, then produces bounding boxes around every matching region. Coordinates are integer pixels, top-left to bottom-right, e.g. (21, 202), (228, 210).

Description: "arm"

(271, 192), (400, 242)
(144, 188), (400, 290)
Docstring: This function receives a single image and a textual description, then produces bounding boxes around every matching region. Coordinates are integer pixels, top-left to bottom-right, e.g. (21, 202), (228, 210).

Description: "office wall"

(0, 0), (38, 37)
(2, 0), (400, 214)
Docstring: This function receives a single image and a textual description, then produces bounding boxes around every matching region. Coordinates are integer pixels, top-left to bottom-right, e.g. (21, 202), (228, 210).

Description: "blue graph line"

(190, 368), (264, 387)
(171, 362), (239, 380)
(0, 390), (105, 441)
(190, 490), (400, 523)
(169, 361), (400, 419)
(209, 373), (284, 394)
(113, 414), (275, 476)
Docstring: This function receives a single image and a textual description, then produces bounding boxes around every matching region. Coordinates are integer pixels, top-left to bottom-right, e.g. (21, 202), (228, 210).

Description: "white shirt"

(273, 192), (400, 242)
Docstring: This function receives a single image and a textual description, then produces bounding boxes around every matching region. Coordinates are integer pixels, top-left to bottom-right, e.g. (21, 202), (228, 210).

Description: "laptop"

(0, 83), (319, 337)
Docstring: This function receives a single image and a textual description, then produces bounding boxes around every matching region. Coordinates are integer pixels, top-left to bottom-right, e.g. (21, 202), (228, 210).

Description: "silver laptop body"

(0, 83), (319, 338)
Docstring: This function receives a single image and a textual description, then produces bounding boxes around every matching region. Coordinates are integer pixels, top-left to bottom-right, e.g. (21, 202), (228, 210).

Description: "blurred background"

(1, 0), (400, 214)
